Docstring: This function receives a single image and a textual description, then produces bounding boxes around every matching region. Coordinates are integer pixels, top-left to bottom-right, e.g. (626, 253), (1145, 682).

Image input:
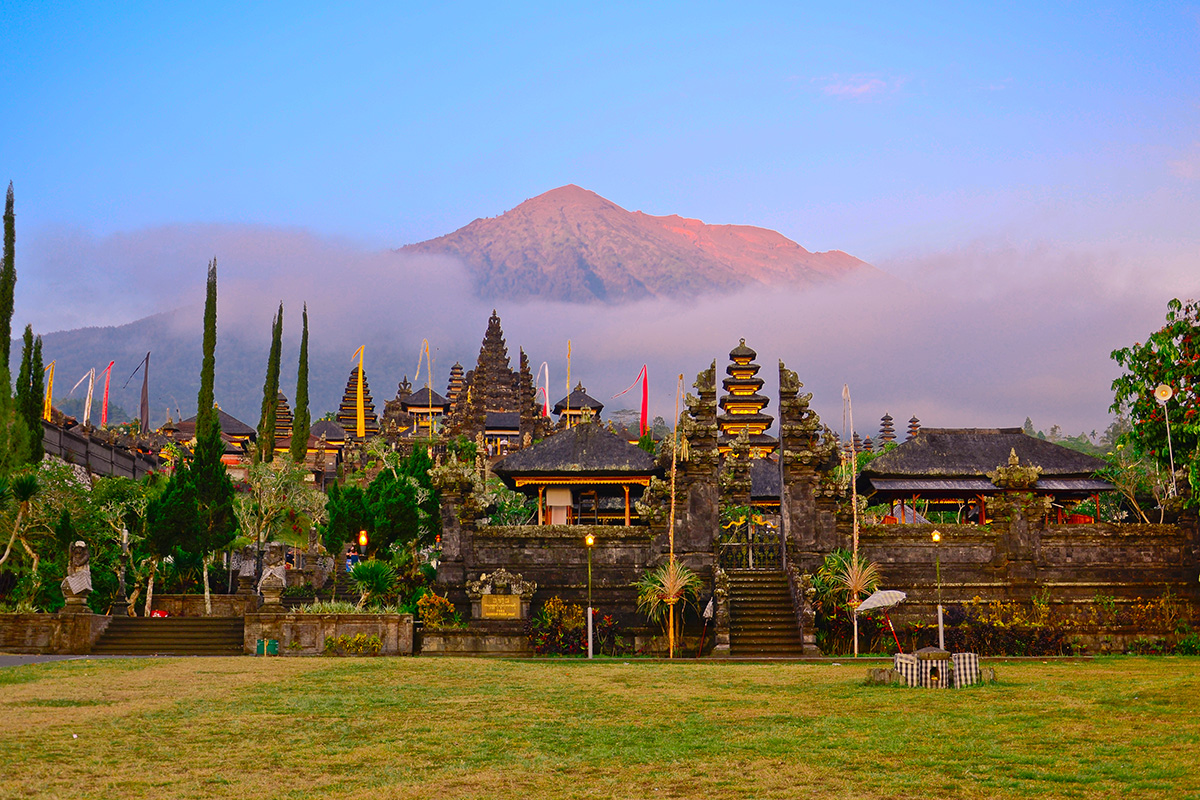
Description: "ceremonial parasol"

(856, 589), (907, 653)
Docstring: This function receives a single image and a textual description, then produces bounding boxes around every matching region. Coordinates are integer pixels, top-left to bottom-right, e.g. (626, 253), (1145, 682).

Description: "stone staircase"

(727, 569), (805, 657)
(90, 616), (245, 656)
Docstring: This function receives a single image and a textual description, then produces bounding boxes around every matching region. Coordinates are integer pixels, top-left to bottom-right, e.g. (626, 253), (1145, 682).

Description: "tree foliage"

(256, 302), (283, 464)
(1110, 298), (1200, 506)
(290, 303), (311, 463)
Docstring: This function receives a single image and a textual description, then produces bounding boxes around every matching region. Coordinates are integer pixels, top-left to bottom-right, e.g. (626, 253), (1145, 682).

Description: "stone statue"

(60, 541), (93, 613)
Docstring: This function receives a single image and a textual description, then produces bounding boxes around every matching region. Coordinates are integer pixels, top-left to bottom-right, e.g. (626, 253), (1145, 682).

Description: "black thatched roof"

(861, 428), (1106, 477)
(494, 422), (656, 477)
(310, 419), (346, 442)
(485, 411), (521, 431)
(177, 408), (256, 438)
(553, 383), (604, 415)
(859, 428), (1112, 499)
(403, 387), (449, 409)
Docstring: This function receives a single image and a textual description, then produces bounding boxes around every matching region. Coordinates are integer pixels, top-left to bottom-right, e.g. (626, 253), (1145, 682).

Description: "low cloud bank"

(24, 224), (1194, 437)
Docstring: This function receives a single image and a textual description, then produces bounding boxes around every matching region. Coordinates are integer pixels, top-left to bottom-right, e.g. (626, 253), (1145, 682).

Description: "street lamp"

(931, 529), (944, 650)
(358, 529), (368, 558)
(585, 533), (595, 659)
(1155, 384), (1178, 497)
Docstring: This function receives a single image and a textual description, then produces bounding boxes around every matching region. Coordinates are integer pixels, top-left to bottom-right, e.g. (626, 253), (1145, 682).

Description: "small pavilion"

(858, 427), (1114, 523)
(402, 386), (451, 435)
(493, 422), (659, 526)
(553, 383), (604, 427)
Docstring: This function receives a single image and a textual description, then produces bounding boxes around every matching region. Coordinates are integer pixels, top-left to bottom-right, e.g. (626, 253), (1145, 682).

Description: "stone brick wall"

(0, 613), (111, 654)
(244, 612), (414, 656)
(151, 594), (260, 617)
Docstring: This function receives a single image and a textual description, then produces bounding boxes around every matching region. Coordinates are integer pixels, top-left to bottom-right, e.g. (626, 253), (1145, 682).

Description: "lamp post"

(585, 533), (595, 659)
(931, 529), (944, 650)
(1155, 384), (1178, 497)
(358, 529), (368, 558)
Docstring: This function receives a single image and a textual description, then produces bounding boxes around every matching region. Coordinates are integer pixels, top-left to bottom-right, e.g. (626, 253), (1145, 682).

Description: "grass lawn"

(0, 656), (1196, 799)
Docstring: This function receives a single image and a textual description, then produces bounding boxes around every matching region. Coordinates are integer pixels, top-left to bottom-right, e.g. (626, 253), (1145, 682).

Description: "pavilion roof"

(553, 383), (604, 415)
(403, 387), (449, 410)
(858, 427), (1112, 499)
(494, 422), (656, 477)
(177, 408), (256, 438)
(310, 419), (346, 442)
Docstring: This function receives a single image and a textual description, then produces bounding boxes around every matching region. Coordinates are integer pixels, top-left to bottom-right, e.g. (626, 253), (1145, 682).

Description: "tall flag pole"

(42, 361), (55, 420)
(121, 353), (151, 434)
(611, 365), (649, 435)
(352, 345), (366, 438)
(537, 361), (551, 417)
(99, 360), (115, 427)
(565, 340), (572, 424)
(71, 369), (96, 426)
(139, 353), (150, 434)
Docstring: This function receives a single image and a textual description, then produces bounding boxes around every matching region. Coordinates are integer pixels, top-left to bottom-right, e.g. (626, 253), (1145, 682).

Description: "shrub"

(416, 591), (458, 628)
(322, 633), (382, 656)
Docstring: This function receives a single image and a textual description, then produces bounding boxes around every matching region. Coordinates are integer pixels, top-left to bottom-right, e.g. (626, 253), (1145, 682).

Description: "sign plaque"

(480, 594), (521, 619)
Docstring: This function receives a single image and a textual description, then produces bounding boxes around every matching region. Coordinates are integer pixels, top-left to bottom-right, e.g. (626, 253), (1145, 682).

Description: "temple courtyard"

(1, 657), (1196, 799)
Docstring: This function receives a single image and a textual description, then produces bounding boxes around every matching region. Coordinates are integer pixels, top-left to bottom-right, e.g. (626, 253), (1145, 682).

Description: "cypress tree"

(256, 303), (283, 463)
(0, 185), (28, 474)
(1, 182), (15, 383)
(30, 334), (43, 462)
(190, 259), (235, 613)
(15, 325), (42, 463)
(290, 303), (311, 463)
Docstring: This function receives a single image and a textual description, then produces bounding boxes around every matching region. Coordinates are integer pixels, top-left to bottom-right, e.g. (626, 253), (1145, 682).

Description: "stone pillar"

(778, 361), (839, 573)
(712, 566), (730, 655)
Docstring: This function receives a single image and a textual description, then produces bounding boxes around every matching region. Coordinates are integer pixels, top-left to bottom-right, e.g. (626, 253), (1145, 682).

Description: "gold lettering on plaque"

(480, 594), (521, 619)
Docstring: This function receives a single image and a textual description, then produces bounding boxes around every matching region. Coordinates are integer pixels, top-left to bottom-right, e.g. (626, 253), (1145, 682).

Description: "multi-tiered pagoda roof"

(335, 364), (380, 440)
(717, 338), (777, 457)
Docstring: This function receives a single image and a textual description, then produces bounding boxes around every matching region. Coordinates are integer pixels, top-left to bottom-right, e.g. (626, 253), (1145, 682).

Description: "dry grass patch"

(0, 656), (1196, 799)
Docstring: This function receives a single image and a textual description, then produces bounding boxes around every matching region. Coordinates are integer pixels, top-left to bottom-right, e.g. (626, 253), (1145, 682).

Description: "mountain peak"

(404, 187), (874, 303)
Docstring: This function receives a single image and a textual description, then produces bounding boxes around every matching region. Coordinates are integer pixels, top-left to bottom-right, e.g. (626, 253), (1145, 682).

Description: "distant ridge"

(402, 185), (876, 303)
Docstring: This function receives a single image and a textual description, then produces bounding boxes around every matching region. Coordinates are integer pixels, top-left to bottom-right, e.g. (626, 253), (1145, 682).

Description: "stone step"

(91, 617), (245, 656)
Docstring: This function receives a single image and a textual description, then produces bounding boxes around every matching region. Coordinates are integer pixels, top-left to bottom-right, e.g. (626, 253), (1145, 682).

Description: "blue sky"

(3, 3), (1199, 432)
(6, 3), (1198, 252)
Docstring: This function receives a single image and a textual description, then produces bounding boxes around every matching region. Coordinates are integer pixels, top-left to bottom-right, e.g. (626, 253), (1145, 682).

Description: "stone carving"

(258, 542), (287, 594)
(60, 541), (92, 613)
(259, 572), (286, 612)
(988, 448), (1042, 490)
(466, 568), (536, 619)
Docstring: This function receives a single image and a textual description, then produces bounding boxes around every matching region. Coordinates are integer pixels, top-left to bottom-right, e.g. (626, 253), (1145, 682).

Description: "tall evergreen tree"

(1, 182), (16, 383)
(15, 325), (42, 463)
(256, 302), (284, 463)
(190, 259), (236, 613)
(29, 334), (44, 463)
(0, 184), (29, 474)
(290, 303), (311, 463)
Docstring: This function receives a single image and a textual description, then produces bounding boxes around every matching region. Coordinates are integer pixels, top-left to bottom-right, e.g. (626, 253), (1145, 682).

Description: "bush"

(525, 597), (618, 656)
(416, 591), (458, 628)
(322, 633), (382, 656)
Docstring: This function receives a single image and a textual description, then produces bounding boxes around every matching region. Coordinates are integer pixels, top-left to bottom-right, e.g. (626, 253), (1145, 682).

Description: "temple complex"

(448, 310), (546, 449)
(334, 364), (380, 440)
(717, 339), (777, 458)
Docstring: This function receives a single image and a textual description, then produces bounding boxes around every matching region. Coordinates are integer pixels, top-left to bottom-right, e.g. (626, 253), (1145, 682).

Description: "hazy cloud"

(1169, 142), (1200, 180)
(24, 224), (1192, 438)
(817, 74), (904, 99)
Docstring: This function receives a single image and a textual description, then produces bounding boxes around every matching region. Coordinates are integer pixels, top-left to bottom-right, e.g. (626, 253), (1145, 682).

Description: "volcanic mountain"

(402, 185), (874, 303)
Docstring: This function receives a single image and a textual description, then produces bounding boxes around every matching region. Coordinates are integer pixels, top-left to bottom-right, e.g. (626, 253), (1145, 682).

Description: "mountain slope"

(402, 185), (874, 302)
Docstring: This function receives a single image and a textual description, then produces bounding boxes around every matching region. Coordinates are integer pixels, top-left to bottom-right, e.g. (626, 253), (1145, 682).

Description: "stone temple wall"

(832, 504), (1200, 624)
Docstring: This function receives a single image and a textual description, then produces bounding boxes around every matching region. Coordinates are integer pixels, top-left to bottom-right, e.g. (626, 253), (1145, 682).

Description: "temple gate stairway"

(727, 570), (805, 657)
(90, 616), (245, 656)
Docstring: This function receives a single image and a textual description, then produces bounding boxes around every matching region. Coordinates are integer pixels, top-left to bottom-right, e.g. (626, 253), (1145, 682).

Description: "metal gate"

(718, 512), (781, 570)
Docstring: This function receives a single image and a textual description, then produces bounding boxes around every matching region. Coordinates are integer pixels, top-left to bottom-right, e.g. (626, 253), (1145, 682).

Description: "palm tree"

(636, 560), (701, 654)
(0, 474), (41, 601)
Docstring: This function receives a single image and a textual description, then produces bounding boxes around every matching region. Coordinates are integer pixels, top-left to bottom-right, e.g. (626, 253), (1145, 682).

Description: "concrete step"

(91, 617), (245, 656)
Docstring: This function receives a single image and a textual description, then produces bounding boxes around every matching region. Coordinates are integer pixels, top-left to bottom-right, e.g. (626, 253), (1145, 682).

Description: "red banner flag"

(100, 361), (115, 427)
(612, 365), (649, 436)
